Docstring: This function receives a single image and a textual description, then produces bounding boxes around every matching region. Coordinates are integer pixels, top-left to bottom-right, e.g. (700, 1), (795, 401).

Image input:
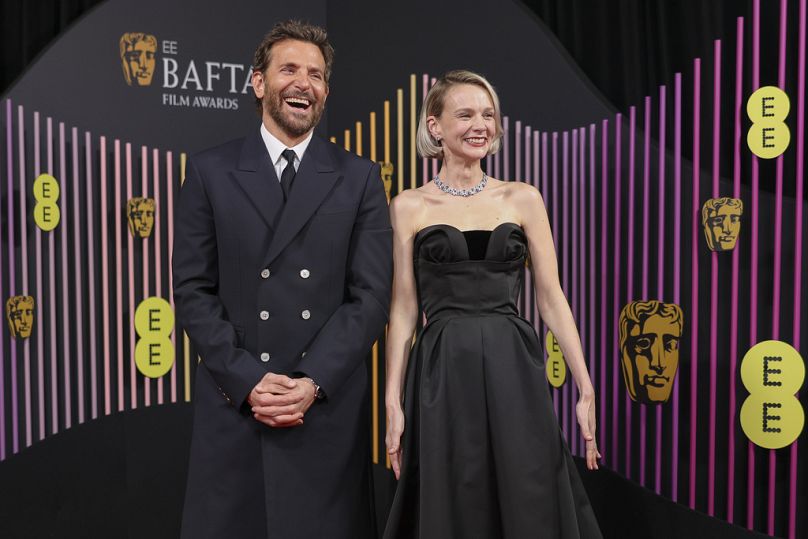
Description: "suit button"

(301, 309), (311, 320)
(260, 352), (270, 362)
(260, 269), (270, 279)
(259, 310), (270, 320)
(300, 269), (310, 279)
(301, 351), (307, 358)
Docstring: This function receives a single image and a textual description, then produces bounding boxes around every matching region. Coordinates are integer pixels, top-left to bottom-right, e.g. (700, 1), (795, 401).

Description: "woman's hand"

(385, 404), (406, 479)
(575, 389), (601, 470)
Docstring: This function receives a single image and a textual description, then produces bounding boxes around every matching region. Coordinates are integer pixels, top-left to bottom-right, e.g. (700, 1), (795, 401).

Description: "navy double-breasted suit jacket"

(173, 130), (392, 539)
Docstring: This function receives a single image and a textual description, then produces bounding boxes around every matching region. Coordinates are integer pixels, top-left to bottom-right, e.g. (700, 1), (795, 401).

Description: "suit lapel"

(231, 131), (284, 231)
(263, 136), (339, 267)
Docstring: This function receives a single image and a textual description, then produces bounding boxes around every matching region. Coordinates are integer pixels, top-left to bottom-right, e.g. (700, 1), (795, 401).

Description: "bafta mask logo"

(120, 32), (157, 86)
(128, 197), (156, 237)
(619, 301), (684, 404)
(702, 197), (743, 252)
(379, 162), (394, 203)
(6, 296), (35, 339)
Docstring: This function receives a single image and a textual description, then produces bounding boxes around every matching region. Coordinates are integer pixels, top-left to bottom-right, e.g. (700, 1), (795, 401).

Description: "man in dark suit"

(173, 20), (392, 539)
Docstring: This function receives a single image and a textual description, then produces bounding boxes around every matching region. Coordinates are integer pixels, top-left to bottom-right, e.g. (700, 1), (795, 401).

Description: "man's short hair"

(252, 20), (334, 111)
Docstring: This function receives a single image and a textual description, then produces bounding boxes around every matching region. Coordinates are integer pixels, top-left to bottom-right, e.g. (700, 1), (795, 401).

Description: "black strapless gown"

(383, 223), (602, 539)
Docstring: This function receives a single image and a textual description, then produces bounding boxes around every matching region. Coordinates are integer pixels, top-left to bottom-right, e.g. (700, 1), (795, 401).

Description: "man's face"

(622, 314), (680, 403)
(253, 39), (329, 140)
(123, 37), (156, 86)
(128, 198), (155, 237)
(705, 204), (742, 251)
(7, 297), (34, 338)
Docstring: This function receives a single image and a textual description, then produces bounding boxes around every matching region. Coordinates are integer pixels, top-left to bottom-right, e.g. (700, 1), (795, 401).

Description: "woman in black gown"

(383, 70), (603, 538)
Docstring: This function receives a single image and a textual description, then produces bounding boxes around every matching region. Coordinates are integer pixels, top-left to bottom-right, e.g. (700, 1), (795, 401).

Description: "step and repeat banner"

(0, 0), (806, 538)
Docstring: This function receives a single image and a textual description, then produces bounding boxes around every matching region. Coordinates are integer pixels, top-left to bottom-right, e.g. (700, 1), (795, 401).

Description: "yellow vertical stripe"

(396, 89), (404, 194)
(370, 112), (377, 163)
(344, 129), (351, 151)
(384, 101), (391, 163)
(410, 74), (417, 190)
(356, 121), (363, 157)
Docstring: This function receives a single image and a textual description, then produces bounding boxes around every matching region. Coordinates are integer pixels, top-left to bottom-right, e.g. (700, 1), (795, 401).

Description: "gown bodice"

(413, 222), (527, 322)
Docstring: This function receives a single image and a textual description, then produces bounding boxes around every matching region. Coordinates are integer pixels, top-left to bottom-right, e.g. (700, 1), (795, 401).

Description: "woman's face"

(429, 84), (497, 164)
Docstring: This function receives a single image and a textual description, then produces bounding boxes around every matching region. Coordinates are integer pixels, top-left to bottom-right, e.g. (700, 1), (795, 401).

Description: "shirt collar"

(260, 123), (314, 166)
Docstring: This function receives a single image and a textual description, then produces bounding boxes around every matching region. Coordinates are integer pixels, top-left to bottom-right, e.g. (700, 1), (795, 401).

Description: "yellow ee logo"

(739, 340), (805, 449)
(134, 297), (175, 378)
(545, 330), (566, 387)
(746, 86), (791, 159)
(33, 174), (61, 231)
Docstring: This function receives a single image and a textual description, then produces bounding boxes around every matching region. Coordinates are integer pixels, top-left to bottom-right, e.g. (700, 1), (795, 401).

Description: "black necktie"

(280, 149), (297, 201)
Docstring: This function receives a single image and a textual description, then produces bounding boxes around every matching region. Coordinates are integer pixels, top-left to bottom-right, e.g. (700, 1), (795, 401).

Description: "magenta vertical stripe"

(611, 114), (622, 470)
(101, 136), (111, 416)
(127, 143), (137, 409)
(655, 85), (667, 495)
(115, 140), (124, 412)
(747, 0), (761, 526)
(728, 18), (744, 523)
(640, 96), (651, 488)
(522, 124), (530, 322)
(540, 132), (548, 341)
(57, 122), (68, 431)
(1, 99), (10, 460)
(17, 105), (27, 453)
(31, 111), (40, 448)
(167, 152), (178, 403)
(71, 127), (83, 431)
(588, 124), (596, 462)
(83, 132), (97, 429)
(46, 117), (56, 436)
(626, 105), (637, 479)
(503, 117), (510, 181)
(708, 39), (721, 517)
(579, 126), (587, 456)
(571, 128), (578, 454)
(689, 58), (702, 510)
(672, 72), (683, 502)
(551, 132), (559, 415)
(768, 0), (788, 534)
(142, 146), (151, 406)
(153, 148), (164, 404)
(789, 2), (806, 536)
(515, 121), (521, 181)
(599, 119), (608, 461)
(533, 131), (541, 328)
(562, 130), (570, 442)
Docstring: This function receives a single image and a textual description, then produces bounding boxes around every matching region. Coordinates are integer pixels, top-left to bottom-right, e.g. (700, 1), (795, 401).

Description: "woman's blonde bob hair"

(416, 70), (503, 159)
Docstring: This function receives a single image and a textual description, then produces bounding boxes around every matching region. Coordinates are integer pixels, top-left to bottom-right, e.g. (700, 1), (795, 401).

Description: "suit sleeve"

(172, 157), (267, 407)
(297, 162), (393, 397)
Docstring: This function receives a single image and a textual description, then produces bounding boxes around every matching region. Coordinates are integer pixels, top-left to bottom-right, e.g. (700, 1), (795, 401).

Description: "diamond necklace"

(433, 173), (488, 197)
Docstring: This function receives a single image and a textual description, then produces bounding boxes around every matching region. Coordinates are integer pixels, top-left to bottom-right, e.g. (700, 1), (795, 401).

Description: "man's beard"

(265, 88), (324, 138)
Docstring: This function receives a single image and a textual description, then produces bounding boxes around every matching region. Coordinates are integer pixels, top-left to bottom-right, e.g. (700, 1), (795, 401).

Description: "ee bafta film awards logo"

(120, 32), (157, 87)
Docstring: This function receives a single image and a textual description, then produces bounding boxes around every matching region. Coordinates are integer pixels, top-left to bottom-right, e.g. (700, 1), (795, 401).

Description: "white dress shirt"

(259, 123), (314, 181)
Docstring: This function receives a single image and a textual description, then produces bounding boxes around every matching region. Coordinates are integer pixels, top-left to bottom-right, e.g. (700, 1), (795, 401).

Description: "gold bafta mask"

(127, 197), (156, 237)
(619, 301), (683, 404)
(6, 296), (35, 339)
(702, 197), (743, 252)
(119, 33), (157, 86)
(379, 162), (394, 203)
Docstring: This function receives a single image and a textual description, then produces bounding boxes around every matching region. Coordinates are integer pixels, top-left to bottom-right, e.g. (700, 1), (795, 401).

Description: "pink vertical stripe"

(153, 148), (164, 404)
(562, 130), (570, 443)
(708, 39), (721, 517)
(57, 122), (69, 429)
(551, 132), (559, 416)
(640, 96), (651, 488)
(101, 136), (110, 417)
(728, 18), (744, 523)
(127, 143), (137, 409)
(579, 126), (587, 456)
(747, 0), (761, 525)
(2, 99), (11, 460)
(83, 132), (97, 429)
(422, 75), (429, 185)
(611, 114), (622, 470)
(689, 58), (702, 510)
(503, 117), (510, 180)
(142, 146), (151, 406)
(588, 124), (596, 463)
(515, 121), (521, 181)
(672, 72), (683, 502)
(655, 85), (667, 495)
(46, 118), (57, 440)
(599, 119), (608, 461)
(32, 111), (40, 447)
(18, 105), (28, 452)
(768, 0), (789, 534)
(789, 2), (806, 537)
(626, 106), (637, 479)
(571, 128), (578, 455)
(167, 152), (178, 403)
(71, 127), (83, 431)
(115, 140), (124, 412)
